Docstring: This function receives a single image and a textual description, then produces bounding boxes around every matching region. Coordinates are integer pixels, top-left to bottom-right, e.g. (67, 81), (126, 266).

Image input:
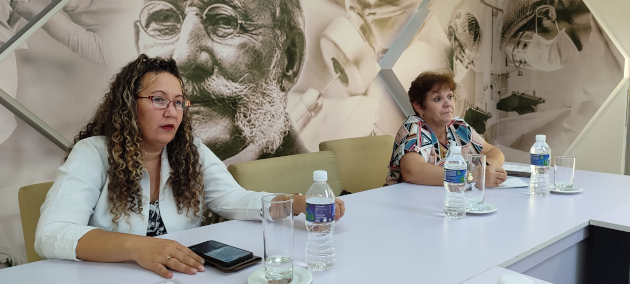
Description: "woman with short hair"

(386, 70), (507, 187)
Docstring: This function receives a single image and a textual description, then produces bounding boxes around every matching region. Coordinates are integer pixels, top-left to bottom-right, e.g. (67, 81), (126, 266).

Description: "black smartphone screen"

(189, 240), (253, 268)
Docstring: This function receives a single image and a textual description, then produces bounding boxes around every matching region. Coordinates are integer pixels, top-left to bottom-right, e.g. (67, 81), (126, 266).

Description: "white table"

(3, 169), (630, 283)
(462, 267), (551, 284)
(591, 200), (630, 232)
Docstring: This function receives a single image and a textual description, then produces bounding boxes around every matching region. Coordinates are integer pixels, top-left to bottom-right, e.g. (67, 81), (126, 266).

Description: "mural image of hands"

(10, 0), (139, 69)
(0, 0), (22, 145)
(291, 0), (417, 150)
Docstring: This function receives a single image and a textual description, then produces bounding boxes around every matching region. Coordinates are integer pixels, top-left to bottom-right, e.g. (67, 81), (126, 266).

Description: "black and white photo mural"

(0, 0), (626, 264)
(5, 0), (619, 165)
(0, 0), (417, 263)
(387, 0), (623, 162)
(1, 0), (416, 165)
(493, 0), (623, 161)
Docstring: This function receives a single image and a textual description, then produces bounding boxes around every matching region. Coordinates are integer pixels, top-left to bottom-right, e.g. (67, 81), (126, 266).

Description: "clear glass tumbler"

(465, 154), (486, 211)
(554, 156), (575, 191)
(262, 194), (294, 284)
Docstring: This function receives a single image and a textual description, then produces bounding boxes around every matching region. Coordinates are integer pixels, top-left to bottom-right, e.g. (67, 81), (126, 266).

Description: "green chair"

(18, 181), (54, 263)
(319, 135), (394, 194)
(228, 151), (342, 196)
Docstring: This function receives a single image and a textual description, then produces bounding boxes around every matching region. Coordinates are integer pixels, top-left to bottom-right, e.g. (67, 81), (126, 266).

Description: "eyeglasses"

(511, 30), (528, 68)
(139, 1), (273, 41)
(138, 96), (191, 111)
(510, 17), (538, 69)
(450, 32), (475, 68)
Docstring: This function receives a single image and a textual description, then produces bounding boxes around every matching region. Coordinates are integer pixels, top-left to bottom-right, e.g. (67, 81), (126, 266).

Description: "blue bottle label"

(444, 168), (466, 183)
(531, 154), (550, 166)
(305, 203), (335, 222)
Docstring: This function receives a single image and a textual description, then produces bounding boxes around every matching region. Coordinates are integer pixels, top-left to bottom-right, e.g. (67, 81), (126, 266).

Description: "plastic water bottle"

(444, 145), (467, 219)
(529, 134), (551, 197)
(305, 170), (335, 271)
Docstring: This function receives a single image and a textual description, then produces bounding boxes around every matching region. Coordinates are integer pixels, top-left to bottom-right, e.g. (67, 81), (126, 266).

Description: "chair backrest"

(18, 181), (53, 263)
(319, 135), (394, 193)
(227, 151), (342, 196)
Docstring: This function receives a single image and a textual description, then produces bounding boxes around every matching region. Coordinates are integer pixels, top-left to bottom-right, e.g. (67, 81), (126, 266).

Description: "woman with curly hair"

(34, 54), (345, 279)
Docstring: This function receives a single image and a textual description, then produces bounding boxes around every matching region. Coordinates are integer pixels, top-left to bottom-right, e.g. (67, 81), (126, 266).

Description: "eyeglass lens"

(451, 33), (474, 67)
(139, 1), (242, 40)
(151, 96), (189, 111)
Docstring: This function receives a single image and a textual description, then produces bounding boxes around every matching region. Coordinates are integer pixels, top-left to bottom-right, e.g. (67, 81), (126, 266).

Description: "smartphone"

(188, 240), (257, 269)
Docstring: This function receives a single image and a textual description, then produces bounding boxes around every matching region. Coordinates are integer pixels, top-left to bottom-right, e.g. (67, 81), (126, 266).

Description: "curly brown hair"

(408, 70), (457, 116)
(66, 54), (204, 226)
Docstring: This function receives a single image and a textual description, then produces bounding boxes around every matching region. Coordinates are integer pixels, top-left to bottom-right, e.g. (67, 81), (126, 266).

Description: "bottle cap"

(313, 170), (327, 181)
(450, 145), (461, 154)
(535, 135), (546, 142)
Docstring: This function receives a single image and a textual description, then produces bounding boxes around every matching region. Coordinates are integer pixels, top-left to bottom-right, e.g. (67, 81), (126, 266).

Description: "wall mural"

(492, 0), (623, 162)
(0, 0), (415, 165)
(0, 0), (414, 263)
(389, 0), (623, 162)
(0, 0), (624, 264)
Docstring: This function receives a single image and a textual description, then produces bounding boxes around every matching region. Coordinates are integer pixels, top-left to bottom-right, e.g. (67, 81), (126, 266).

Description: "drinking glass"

(554, 156), (575, 191)
(262, 194), (294, 284)
(465, 154), (486, 211)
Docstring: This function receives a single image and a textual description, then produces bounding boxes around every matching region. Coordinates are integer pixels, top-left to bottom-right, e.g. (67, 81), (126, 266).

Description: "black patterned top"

(147, 200), (167, 236)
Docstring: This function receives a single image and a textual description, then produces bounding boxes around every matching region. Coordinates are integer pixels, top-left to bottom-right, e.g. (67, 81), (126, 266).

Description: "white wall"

(567, 0), (630, 173)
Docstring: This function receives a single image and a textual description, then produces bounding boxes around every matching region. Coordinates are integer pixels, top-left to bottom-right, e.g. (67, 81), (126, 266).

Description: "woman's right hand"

(129, 237), (206, 279)
(485, 165), (508, 188)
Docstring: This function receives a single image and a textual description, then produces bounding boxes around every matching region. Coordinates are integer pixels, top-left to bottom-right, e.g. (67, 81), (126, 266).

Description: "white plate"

(550, 185), (583, 194)
(247, 266), (313, 284)
(466, 203), (497, 214)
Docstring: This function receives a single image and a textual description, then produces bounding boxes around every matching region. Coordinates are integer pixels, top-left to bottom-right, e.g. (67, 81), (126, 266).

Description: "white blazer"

(35, 136), (267, 260)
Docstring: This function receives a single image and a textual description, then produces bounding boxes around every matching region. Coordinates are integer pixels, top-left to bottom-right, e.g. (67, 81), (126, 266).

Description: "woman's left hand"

(334, 198), (345, 221)
(292, 194), (345, 221)
(485, 165), (508, 188)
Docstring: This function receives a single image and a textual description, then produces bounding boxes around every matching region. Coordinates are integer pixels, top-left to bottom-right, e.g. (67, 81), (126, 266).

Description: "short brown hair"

(408, 70), (457, 115)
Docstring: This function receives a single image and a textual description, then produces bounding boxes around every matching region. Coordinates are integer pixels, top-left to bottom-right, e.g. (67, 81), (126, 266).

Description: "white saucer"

(466, 203), (497, 214)
(247, 266), (313, 284)
(550, 185), (583, 194)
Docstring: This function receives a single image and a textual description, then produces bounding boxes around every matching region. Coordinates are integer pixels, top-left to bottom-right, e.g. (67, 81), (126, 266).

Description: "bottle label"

(444, 168), (466, 183)
(531, 154), (550, 166)
(305, 203), (335, 222)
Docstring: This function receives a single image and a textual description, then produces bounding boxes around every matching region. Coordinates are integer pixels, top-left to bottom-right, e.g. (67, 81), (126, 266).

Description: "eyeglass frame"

(137, 95), (191, 111)
(138, 1), (275, 42)
(449, 28), (476, 68)
(511, 29), (532, 69)
(509, 4), (558, 69)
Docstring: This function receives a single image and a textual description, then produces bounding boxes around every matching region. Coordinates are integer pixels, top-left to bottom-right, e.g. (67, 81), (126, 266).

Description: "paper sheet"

(503, 163), (531, 173)
(497, 177), (529, 188)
